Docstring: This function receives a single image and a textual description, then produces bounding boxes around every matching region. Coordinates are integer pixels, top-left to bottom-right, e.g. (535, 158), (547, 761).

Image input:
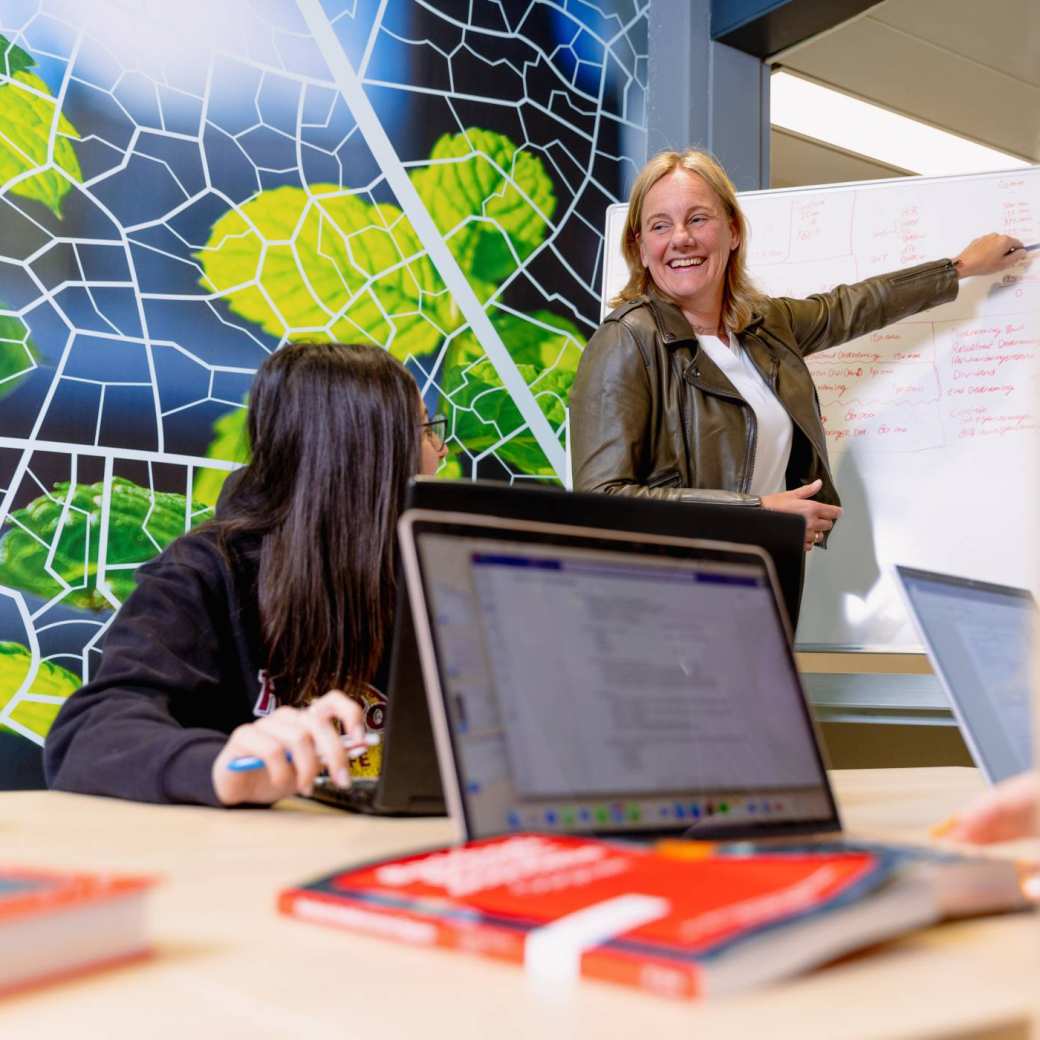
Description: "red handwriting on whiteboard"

(948, 405), (1039, 439)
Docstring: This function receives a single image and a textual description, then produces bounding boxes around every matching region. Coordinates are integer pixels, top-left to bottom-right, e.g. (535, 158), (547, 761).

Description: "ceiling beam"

(711, 0), (883, 58)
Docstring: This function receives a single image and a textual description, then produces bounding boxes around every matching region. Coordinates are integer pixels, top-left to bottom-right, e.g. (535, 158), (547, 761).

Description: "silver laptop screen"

(898, 568), (1034, 782)
(415, 530), (835, 839)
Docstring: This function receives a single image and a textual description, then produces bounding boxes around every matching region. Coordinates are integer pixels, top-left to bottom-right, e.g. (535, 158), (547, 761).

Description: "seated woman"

(570, 149), (1025, 552)
(44, 342), (447, 807)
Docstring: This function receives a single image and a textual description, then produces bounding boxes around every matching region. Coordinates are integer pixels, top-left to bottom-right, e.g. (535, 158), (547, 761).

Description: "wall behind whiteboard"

(600, 168), (1040, 649)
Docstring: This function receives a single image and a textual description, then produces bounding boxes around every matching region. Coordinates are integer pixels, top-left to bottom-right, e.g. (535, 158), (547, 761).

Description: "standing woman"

(570, 150), (1025, 551)
(44, 342), (447, 807)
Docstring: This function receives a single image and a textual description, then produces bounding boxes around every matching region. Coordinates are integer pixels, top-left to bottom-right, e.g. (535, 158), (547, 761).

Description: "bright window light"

(770, 70), (1032, 176)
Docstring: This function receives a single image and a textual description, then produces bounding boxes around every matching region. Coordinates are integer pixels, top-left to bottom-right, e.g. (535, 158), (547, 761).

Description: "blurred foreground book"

(279, 834), (1029, 1001)
(0, 867), (155, 995)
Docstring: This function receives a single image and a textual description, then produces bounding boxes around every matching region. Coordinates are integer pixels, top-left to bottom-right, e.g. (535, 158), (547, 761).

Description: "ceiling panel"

(779, 18), (1040, 161)
(769, 129), (909, 189)
(774, 0), (1040, 171)
(869, 0), (1040, 87)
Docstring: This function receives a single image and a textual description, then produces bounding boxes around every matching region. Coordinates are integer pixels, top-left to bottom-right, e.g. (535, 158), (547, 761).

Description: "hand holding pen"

(210, 689), (368, 807)
(227, 732), (380, 773)
(952, 234), (1036, 278)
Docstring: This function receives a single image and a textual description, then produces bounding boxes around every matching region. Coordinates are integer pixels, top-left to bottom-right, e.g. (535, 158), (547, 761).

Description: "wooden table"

(1, 768), (1036, 1039)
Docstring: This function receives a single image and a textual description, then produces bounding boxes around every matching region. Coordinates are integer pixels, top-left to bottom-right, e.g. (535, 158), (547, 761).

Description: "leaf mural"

(0, 34), (81, 218)
(0, 642), (79, 740)
(0, 311), (38, 398)
(440, 309), (581, 475)
(0, 36), (34, 78)
(193, 403), (250, 507)
(0, 478), (213, 611)
(197, 186), (452, 357)
(197, 128), (582, 481)
(411, 128), (555, 283)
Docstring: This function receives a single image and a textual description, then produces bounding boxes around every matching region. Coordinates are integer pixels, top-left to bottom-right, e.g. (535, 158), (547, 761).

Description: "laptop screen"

(406, 518), (838, 840)
(897, 566), (1034, 782)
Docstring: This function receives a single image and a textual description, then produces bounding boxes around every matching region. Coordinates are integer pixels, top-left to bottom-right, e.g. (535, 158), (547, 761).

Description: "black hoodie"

(44, 530), (271, 805)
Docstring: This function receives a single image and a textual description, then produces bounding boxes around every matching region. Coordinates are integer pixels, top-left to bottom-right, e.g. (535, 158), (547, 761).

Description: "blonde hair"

(612, 149), (762, 333)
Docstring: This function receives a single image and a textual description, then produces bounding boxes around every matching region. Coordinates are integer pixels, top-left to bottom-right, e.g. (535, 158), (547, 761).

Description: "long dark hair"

(214, 342), (421, 706)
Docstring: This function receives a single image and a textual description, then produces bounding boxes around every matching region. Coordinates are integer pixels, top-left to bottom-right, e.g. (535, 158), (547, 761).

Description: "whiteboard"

(601, 168), (1040, 649)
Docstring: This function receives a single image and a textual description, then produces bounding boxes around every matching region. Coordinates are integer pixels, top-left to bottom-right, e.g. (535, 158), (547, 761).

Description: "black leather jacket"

(570, 259), (959, 522)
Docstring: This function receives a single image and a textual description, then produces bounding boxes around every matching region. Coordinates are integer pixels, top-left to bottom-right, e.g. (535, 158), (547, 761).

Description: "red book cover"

(0, 867), (157, 996)
(279, 835), (894, 1000)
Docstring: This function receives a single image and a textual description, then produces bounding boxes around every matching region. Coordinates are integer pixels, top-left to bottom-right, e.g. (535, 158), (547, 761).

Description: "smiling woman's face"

(637, 169), (738, 318)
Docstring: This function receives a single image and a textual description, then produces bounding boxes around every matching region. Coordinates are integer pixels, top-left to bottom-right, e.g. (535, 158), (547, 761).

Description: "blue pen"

(1009, 242), (1039, 253)
(227, 732), (380, 772)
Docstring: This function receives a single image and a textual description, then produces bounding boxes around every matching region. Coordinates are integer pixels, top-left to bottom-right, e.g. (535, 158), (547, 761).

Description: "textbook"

(0, 866), (156, 995)
(279, 834), (1028, 1000)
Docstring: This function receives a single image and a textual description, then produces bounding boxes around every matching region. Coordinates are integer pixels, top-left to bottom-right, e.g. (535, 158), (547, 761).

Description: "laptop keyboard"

(307, 776), (378, 811)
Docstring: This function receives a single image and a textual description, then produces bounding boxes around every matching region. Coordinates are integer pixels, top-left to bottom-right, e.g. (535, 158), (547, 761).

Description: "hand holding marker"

(996, 242), (1037, 285)
(228, 732), (381, 773)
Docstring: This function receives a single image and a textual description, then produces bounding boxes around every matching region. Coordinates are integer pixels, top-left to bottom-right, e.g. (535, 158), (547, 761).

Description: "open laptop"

(308, 578), (446, 815)
(308, 477), (806, 815)
(894, 565), (1035, 783)
(399, 508), (841, 842)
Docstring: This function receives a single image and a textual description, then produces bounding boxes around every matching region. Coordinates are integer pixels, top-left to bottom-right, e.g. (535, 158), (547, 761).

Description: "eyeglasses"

(420, 414), (448, 448)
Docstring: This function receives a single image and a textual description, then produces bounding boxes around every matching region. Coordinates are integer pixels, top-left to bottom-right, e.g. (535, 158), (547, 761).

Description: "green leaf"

(0, 35), (34, 79)
(433, 452), (464, 480)
(489, 308), (584, 375)
(192, 465), (238, 512)
(0, 478), (212, 611)
(193, 402), (249, 507)
(0, 70), (81, 217)
(0, 641), (80, 740)
(0, 311), (38, 398)
(444, 356), (557, 477)
(410, 128), (555, 285)
(438, 308), (583, 479)
(196, 185), (459, 359)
